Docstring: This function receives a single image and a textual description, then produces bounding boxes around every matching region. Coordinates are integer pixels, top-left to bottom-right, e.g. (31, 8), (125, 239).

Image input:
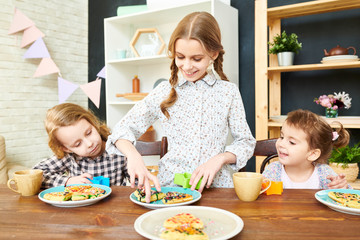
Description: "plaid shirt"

(33, 150), (129, 189)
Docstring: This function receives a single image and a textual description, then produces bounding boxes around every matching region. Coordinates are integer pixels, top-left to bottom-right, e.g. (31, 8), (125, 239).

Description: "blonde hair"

(160, 11), (228, 119)
(45, 103), (110, 158)
(285, 109), (350, 163)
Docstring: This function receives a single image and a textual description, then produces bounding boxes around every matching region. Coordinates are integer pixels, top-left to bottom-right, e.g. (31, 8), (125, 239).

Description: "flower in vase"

(333, 91), (352, 109)
(314, 92), (352, 111)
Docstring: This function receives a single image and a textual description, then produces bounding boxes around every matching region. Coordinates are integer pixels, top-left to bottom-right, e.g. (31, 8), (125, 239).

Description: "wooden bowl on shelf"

(116, 93), (148, 101)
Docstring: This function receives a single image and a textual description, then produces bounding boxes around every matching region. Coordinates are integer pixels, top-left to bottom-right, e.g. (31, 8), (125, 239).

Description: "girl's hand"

(189, 154), (227, 193)
(127, 153), (161, 203)
(66, 173), (93, 186)
(115, 139), (161, 203)
(327, 174), (348, 189)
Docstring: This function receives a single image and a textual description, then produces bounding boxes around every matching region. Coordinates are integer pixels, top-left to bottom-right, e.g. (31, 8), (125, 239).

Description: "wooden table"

(1, 185), (359, 240)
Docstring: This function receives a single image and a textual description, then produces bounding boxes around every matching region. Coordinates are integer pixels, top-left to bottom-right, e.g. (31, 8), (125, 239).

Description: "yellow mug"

(7, 169), (43, 196)
(233, 172), (271, 201)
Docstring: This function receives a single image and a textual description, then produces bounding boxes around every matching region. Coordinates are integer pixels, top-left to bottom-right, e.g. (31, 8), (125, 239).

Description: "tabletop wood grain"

(0, 185), (359, 240)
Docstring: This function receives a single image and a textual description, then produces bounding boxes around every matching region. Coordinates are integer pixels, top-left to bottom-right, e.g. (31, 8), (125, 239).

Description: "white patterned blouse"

(106, 72), (256, 188)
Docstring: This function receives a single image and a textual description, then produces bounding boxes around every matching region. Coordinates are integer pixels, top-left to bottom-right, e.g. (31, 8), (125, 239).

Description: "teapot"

(324, 45), (356, 56)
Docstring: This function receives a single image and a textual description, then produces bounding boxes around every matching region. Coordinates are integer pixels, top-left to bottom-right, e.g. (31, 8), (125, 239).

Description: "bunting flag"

(8, 8), (35, 35)
(58, 77), (79, 104)
(80, 78), (102, 108)
(97, 66), (106, 78)
(21, 26), (45, 48)
(33, 58), (59, 77)
(23, 37), (50, 58)
(9, 8), (103, 107)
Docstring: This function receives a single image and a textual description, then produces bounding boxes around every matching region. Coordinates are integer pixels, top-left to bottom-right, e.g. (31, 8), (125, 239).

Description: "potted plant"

(268, 31), (302, 66)
(328, 143), (360, 182)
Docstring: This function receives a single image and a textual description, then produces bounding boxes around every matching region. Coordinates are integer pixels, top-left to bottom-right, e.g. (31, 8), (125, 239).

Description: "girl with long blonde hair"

(106, 12), (255, 202)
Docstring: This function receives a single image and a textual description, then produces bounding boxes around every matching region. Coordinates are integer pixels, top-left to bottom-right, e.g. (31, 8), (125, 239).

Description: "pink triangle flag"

(33, 58), (59, 77)
(80, 78), (102, 108)
(97, 66), (106, 78)
(8, 8), (35, 35)
(58, 77), (79, 103)
(21, 26), (45, 48)
(23, 37), (50, 58)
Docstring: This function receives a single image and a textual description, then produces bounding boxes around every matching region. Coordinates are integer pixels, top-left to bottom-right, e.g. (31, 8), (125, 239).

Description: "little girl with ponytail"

(263, 109), (351, 189)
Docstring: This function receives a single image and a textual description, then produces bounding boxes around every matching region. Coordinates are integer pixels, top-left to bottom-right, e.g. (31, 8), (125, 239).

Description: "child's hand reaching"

(66, 173), (93, 186)
(327, 174), (348, 189)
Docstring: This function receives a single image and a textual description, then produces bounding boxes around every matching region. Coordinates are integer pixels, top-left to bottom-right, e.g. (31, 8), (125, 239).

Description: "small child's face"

(55, 118), (103, 158)
(276, 122), (313, 167)
(175, 38), (217, 82)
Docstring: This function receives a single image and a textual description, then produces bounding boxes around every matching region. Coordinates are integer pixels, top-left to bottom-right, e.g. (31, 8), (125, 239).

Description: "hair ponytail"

(160, 59), (178, 119)
(213, 50), (228, 81)
(332, 122), (350, 149)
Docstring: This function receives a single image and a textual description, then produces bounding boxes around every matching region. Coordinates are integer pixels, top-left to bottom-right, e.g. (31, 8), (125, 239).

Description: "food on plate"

(160, 226), (208, 240)
(43, 185), (106, 201)
(344, 199), (360, 209)
(328, 191), (360, 209)
(65, 185), (93, 193)
(82, 186), (106, 198)
(133, 187), (165, 202)
(162, 191), (193, 204)
(163, 213), (204, 229)
(43, 192), (72, 201)
(160, 213), (208, 240)
(65, 185), (105, 198)
(71, 193), (89, 201)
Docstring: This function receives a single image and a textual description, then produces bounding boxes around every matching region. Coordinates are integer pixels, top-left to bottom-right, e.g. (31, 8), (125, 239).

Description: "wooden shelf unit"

(254, 0), (360, 172)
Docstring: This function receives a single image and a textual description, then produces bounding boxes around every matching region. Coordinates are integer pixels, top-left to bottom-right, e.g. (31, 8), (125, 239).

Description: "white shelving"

(104, 0), (239, 137)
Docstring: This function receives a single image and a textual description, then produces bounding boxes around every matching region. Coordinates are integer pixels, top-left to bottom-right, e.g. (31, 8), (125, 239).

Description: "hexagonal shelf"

(130, 28), (166, 57)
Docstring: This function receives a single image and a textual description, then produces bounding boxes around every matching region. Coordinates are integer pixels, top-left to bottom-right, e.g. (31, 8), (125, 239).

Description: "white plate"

(134, 206), (244, 240)
(38, 184), (111, 208)
(130, 187), (201, 209)
(322, 55), (358, 60)
(321, 58), (359, 64)
(315, 189), (360, 215)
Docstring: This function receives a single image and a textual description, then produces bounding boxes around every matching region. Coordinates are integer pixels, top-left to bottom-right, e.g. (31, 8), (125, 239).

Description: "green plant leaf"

(328, 142), (360, 165)
(268, 30), (302, 55)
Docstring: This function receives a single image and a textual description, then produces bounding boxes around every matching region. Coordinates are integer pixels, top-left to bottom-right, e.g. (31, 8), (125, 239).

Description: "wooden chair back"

(135, 136), (168, 158)
(253, 138), (278, 173)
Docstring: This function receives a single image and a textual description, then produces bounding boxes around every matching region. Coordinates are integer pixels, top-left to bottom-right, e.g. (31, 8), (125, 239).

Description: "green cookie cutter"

(174, 172), (202, 190)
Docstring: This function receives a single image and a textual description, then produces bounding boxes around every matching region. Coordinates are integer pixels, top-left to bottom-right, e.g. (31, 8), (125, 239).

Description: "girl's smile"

(276, 122), (314, 168)
(175, 38), (216, 82)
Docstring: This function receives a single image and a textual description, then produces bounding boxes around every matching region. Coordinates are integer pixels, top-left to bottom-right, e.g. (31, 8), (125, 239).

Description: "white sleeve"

(106, 82), (169, 155)
(224, 84), (256, 171)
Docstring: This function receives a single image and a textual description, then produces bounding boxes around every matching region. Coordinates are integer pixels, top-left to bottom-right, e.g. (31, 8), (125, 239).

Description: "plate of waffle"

(130, 187), (201, 209)
(38, 184), (111, 207)
(134, 206), (244, 240)
(315, 189), (360, 215)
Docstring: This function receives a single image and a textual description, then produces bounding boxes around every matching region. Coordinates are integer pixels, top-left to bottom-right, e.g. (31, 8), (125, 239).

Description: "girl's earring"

(208, 60), (215, 75)
(211, 60), (216, 75)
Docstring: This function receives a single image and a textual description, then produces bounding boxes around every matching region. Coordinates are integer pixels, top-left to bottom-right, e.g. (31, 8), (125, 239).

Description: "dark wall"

(231, 0), (360, 171)
(89, 0), (360, 172)
(88, 0), (146, 121)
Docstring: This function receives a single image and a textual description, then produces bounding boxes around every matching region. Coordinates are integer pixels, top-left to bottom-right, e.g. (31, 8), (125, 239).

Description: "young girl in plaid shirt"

(33, 103), (129, 188)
